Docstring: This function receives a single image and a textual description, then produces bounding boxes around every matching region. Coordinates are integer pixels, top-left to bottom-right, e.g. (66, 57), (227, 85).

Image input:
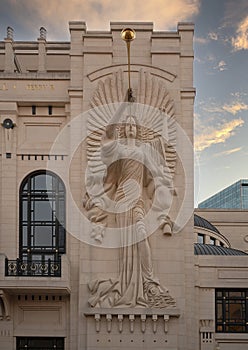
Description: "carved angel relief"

(84, 69), (177, 308)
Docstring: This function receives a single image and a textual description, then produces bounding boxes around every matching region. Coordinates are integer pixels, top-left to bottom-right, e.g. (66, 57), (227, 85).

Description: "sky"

(0, 0), (247, 206)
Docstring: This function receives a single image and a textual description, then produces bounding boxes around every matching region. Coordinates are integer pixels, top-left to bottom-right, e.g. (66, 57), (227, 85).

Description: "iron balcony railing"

(5, 258), (61, 277)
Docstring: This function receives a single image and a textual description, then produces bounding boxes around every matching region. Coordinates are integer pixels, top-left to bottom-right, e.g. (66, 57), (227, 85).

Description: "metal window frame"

(215, 288), (248, 333)
(16, 336), (64, 350)
(19, 170), (66, 262)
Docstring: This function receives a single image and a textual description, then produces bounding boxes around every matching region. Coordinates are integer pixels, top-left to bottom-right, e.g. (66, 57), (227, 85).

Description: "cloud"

(231, 15), (248, 50)
(223, 102), (248, 115)
(201, 99), (248, 116)
(214, 147), (243, 157)
(195, 118), (244, 152)
(214, 60), (227, 71)
(201, 104), (223, 114)
(208, 31), (218, 40)
(231, 92), (248, 99)
(207, 54), (215, 62)
(194, 36), (209, 44)
(1, 0), (200, 40)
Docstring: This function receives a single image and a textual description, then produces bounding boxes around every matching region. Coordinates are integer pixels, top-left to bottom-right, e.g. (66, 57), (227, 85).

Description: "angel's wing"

(135, 70), (176, 177)
(87, 70), (125, 177)
(86, 69), (176, 180)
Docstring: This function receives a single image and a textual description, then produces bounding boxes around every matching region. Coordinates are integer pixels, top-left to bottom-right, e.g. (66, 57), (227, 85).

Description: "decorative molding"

(152, 314), (158, 333)
(106, 314), (112, 332)
(141, 314), (146, 333)
(68, 87), (83, 98)
(129, 314), (135, 333)
(18, 154), (67, 161)
(0, 329), (11, 336)
(151, 48), (180, 55)
(118, 314), (123, 333)
(87, 64), (177, 83)
(180, 88), (196, 99)
(218, 269), (248, 280)
(94, 314), (100, 332)
(0, 290), (11, 321)
(164, 314), (169, 333)
(84, 308), (180, 316)
(200, 319), (214, 346)
(0, 72), (70, 80)
(84, 308), (180, 334)
(200, 319), (214, 330)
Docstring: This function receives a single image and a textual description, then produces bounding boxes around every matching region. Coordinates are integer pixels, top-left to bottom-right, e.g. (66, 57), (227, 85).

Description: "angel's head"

(125, 115), (137, 139)
(118, 115), (143, 143)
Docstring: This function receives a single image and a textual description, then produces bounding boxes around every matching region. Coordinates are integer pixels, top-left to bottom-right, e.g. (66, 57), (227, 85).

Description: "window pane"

(34, 226), (53, 247)
(32, 175), (42, 190)
(226, 324), (245, 332)
(32, 174), (53, 191)
(217, 325), (223, 332)
(229, 291), (244, 298)
(209, 237), (216, 245)
(31, 254), (42, 260)
(22, 200), (28, 221)
(33, 200), (53, 221)
(197, 234), (204, 244)
(58, 226), (65, 249)
(45, 254), (55, 260)
(217, 303), (223, 320)
(229, 302), (245, 321)
(216, 290), (223, 297)
(22, 183), (28, 191)
(22, 226), (28, 246)
(57, 199), (65, 224)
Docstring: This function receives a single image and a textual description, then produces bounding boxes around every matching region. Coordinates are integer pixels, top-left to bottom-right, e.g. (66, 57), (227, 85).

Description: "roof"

(194, 243), (248, 256)
(194, 214), (220, 234)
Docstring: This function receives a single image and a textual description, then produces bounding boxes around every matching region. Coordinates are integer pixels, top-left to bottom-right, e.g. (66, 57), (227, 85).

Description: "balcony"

(5, 258), (61, 277)
(0, 254), (70, 294)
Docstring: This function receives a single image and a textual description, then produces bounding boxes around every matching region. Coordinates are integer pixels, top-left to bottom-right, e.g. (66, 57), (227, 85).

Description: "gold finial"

(121, 28), (136, 42)
(121, 28), (136, 101)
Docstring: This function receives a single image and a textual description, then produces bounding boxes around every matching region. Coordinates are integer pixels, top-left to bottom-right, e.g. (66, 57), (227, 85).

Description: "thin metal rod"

(121, 28), (136, 102)
(126, 41), (131, 95)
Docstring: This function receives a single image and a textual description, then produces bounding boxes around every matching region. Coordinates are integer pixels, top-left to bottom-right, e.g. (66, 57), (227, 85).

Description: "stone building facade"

(0, 21), (247, 350)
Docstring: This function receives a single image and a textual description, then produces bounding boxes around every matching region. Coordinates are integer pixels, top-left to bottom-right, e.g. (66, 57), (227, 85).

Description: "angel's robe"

(88, 138), (175, 308)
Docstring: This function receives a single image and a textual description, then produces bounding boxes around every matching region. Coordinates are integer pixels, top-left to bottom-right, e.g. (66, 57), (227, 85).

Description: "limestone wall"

(0, 21), (196, 350)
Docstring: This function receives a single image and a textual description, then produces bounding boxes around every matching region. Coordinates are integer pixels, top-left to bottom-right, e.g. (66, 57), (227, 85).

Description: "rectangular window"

(48, 105), (53, 115)
(32, 105), (36, 115)
(209, 237), (216, 245)
(197, 233), (204, 244)
(17, 337), (64, 350)
(216, 289), (248, 333)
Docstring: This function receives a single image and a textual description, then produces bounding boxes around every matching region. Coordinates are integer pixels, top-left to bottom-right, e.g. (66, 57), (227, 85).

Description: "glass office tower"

(199, 179), (248, 209)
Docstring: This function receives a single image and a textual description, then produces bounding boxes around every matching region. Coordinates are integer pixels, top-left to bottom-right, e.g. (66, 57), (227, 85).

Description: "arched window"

(20, 171), (66, 261)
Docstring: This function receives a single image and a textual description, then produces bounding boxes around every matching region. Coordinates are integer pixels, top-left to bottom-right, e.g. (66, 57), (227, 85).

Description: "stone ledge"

(110, 22), (153, 31)
(82, 46), (113, 54)
(0, 72), (70, 80)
